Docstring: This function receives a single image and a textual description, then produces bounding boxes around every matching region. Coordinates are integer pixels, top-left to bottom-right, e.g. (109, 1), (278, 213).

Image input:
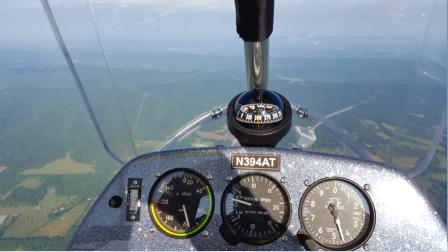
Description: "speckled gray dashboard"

(68, 147), (447, 251)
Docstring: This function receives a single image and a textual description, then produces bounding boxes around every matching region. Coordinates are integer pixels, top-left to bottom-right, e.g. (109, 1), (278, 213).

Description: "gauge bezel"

(148, 168), (215, 239)
(298, 177), (376, 251)
(220, 172), (292, 245)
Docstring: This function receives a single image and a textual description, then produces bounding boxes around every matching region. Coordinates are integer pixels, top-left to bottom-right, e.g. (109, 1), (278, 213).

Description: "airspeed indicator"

(148, 168), (214, 238)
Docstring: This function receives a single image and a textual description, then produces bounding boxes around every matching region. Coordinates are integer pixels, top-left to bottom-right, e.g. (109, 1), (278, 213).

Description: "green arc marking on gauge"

(151, 186), (212, 237)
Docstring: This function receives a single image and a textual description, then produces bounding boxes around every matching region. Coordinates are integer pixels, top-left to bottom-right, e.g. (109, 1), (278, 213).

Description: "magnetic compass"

(227, 90), (292, 147)
(236, 103), (283, 127)
(233, 90), (284, 129)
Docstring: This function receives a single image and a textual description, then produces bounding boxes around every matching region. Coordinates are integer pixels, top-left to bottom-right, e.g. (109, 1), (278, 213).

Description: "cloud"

(92, 0), (233, 10)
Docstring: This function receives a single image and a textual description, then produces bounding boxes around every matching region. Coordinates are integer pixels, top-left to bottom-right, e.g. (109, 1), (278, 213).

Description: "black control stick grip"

(234, 0), (274, 42)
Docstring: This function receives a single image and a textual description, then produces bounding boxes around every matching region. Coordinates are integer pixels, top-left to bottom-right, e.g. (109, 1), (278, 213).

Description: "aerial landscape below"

(0, 48), (445, 250)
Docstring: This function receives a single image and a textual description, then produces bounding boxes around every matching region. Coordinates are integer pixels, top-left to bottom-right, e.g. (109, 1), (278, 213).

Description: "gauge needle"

(335, 217), (345, 242)
(232, 198), (252, 206)
(182, 204), (190, 228)
(328, 203), (345, 242)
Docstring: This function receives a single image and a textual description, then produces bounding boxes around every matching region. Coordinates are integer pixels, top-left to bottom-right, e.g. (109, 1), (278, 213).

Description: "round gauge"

(148, 168), (214, 238)
(220, 173), (291, 245)
(299, 177), (375, 250)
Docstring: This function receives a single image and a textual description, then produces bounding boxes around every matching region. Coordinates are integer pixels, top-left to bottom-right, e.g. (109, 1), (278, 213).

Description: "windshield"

(0, 0), (446, 250)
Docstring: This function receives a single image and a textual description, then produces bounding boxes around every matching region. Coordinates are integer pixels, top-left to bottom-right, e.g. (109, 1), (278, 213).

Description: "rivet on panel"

(304, 180), (311, 186)
(364, 184), (371, 191)
(280, 177), (286, 184)
(281, 236), (288, 242)
(149, 227), (156, 233)
(155, 171), (161, 177)
(363, 244), (371, 251)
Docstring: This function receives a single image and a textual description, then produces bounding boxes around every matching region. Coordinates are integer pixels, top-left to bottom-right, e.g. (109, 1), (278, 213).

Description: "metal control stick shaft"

(245, 39), (269, 93)
(235, 0), (274, 94)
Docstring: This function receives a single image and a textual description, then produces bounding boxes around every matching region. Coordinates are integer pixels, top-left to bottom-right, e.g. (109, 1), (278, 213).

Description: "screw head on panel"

(364, 184), (371, 191)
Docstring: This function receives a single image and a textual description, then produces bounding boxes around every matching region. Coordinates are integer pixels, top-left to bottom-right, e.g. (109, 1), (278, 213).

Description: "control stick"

(227, 0), (292, 147)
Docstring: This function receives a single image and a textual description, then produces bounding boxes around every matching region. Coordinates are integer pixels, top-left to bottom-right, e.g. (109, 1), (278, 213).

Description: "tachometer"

(298, 177), (375, 250)
(220, 173), (291, 245)
(148, 168), (214, 238)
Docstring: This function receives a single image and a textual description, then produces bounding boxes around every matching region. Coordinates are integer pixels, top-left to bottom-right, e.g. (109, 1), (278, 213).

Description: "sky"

(0, 0), (445, 56)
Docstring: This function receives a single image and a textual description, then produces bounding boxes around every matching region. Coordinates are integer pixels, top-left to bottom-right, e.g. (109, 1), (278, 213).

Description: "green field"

(16, 178), (43, 189)
(1, 187), (72, 238)
(33, 202), (89, 237)
(22, 153), (94, 175)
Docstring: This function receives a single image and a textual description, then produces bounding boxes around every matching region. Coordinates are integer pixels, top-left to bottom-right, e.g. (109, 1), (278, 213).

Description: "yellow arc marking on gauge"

(151, 186), (212, 237)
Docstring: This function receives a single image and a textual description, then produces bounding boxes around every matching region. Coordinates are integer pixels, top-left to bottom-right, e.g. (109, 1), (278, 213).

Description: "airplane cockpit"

(0, 0), (446, 250)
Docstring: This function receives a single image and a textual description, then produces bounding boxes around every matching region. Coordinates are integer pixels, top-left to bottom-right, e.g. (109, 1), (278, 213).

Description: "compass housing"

(234, 90), (284, 129)
(227, 90), (292, 147)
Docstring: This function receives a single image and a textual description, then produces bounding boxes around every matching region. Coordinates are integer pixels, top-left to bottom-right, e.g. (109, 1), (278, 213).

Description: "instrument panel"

(68, 147), (447, 251)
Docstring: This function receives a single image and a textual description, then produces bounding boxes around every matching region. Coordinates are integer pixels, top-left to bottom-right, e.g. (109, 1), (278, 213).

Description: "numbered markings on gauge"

(148, 168), (214, 238)
(220, 173), (291, 245)
(236, 103), (283, 125)
(299, 177), (375, 250)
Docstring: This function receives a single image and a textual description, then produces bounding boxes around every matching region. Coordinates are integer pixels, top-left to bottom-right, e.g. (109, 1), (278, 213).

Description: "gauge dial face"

(148, 168), (214, 238)
(299, 178), (375, 250)
(221, 173), (291, 245)
(236, 103), (283, 126)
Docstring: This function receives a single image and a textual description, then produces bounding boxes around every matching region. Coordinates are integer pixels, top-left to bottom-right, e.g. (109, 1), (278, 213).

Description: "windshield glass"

(0, 0), (446, 250)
